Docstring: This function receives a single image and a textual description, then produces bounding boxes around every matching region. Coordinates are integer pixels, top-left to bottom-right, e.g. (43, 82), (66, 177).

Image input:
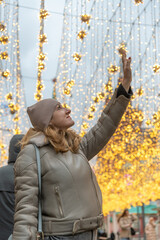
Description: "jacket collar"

(29, 132), (49, 147)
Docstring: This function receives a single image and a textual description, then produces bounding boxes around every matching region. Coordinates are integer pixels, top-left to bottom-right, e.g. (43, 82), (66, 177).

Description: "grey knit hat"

(27, 98), (59, 131)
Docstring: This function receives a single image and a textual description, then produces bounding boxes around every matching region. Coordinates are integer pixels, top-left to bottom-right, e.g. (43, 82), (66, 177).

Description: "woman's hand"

(121, 53), (132, 92)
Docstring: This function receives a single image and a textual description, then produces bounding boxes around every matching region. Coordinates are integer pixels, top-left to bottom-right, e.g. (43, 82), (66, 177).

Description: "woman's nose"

(66, 108), (71, 114)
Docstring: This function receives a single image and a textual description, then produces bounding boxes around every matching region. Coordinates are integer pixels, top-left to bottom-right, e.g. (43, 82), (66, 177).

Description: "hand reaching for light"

(121, 53), (132, 92)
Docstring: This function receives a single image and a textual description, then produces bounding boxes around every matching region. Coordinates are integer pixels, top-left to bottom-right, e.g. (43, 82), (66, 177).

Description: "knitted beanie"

(27, 98), (59, 131)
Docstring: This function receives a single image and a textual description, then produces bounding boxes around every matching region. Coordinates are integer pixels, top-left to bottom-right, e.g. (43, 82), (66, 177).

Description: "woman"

(145, 217), (157, 240)
(118, 209), (137, 240)
(12, 54), (132, 240)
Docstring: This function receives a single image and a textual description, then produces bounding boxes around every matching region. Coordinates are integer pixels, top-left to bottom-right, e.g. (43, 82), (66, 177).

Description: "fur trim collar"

(29, 132), (49, 147)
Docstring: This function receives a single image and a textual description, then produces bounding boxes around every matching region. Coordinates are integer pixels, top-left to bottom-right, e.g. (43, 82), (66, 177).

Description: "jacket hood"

(28, 132), (49, 147)
(8, 134), (24, 164)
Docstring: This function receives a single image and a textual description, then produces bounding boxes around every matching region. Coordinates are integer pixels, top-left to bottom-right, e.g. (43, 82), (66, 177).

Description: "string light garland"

(35, 0), (49, 101)
(0, 0), (29, 166)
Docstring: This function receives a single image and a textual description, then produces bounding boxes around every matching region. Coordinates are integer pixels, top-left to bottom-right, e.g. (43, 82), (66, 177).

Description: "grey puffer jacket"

(13, 88), (131, 240)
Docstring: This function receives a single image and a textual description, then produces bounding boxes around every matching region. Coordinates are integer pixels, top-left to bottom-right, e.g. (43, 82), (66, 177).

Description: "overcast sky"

(19, 0), (65, 107)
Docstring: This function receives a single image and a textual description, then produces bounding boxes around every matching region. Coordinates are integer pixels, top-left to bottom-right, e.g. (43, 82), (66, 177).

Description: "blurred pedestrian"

(118, 209), (137, 240)
(0, 134), (24, 240)
(145, 217), (157, 240)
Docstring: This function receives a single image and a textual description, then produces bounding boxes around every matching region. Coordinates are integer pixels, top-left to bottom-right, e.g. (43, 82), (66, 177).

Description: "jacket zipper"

(54, 185), (64, 218)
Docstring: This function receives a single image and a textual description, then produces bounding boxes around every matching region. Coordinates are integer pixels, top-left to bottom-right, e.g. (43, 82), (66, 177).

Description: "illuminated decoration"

(39, 9), (49, 19)
(36, 81), (44, 91)
(39, 52), (46, 61)
(2, 70), (10, 78)
(13, 116), (19, 122)
(0, 51), (9, 60)
(5, 93), (12, 101)
(87, 113), (94, 120)
(13, 127), (21, 134)
(0, 22), (5, 31)
(107, 65), (120, 74)
(0, 36), (9, 44)
(39, 34), (47, 44)
(63, 87), (71, 96)
(55, 0), (160, 213)
(137, 87), (144, 96)
(66, 79), (75, 88)
(92, 96), (99, 103)
(153, 64), (160, 73)
(73, 53), (81, 61)
(77, 30), (87, 40)
(82, 122), (89, 129)
(0, 0), (29, 166)
(98, 92), (105, 100)
(135, 0), (143, 5)
(81, 14), (91, 25)
(79, 130), (86, 137)
(34, 92), (42, 101)
(35, 0), (49, 101)
(146, 119), (151, 126)
(89, 105), (96, 112)
(0, 0), (3, 4)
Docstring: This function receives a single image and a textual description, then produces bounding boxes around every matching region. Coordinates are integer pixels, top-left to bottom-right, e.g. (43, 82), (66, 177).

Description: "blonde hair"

(21, 126), (81, 153)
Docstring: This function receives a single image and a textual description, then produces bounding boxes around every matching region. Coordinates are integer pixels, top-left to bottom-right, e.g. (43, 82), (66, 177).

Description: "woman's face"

(50, 103), (75, 130)
(125, 210), (129, 216)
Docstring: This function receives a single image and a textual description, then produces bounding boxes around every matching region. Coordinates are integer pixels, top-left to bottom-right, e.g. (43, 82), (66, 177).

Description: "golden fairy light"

(0, 51), (9, 60)
(73, 53), (81, 61)
(135, 0), (143, 5)
(2, 70), (10, 78)
(39, 9), (49, 19)
(146, 119), (151, 126)
(38, 61), (45, 71)
(0, 36), (9, 44)
(5, 92), (12, 101)
(98, 92), (105, 100)
(77, 30), (87, 40)
(39, 52), (46, 61)
(66, 79), (75, 88)
(13, 115), (19, 122)
(137, 87), (144, 96)
(0, 22), (5, 31)
(81, 14), (91, 25)
(87, 113), (94, 120)
(63, 87), (71, 96)
(82, 122), (89, 129)
(34, 92), (42, 101)
(13, 127), (21, 134)
(107, 65), (120, 74)
(92, 96), (100, 103)
(89, 105), (96, 112)
(153, 64), (160, 73)
(39, 34), (47, 44)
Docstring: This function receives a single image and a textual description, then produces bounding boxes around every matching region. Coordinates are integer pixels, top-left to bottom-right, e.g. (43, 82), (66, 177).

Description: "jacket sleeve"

(80, 88), (131, 160)
(13, 144), (38, 240)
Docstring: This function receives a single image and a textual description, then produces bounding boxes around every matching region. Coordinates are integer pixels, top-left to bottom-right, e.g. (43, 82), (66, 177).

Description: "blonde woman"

(12, 54), (132, 240)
